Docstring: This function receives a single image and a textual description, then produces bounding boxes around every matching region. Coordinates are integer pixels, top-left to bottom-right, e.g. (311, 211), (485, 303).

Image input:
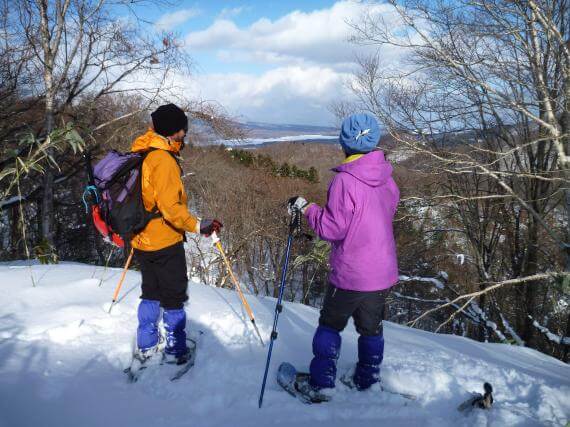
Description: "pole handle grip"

(289, 208), (302, 234)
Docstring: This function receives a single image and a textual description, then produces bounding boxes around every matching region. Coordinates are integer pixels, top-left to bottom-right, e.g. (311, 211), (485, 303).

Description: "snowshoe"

(124, 332), (202, 383)
(340, 367), (417, 401)
(277, 362), (331, 404)
(163, 346), (192, 365)
(458, 382), (493, 412)
(124, 345), (163, 383)
(167, 336), (200, 381)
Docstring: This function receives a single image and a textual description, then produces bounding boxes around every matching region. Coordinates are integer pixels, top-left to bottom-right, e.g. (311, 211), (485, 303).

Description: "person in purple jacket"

(288, 113), (400, 401)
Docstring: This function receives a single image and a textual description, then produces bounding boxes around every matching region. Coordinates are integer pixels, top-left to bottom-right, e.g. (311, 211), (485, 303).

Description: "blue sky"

(129, 1), (401, 125)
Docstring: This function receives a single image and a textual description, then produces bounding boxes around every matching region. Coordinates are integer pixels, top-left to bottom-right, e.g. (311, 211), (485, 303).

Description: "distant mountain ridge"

(190, 119), (340, 146)
(240, 121), (338, 136)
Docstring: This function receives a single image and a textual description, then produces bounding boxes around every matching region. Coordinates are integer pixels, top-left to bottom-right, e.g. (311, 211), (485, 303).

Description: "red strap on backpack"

(91, 205), (124, 248)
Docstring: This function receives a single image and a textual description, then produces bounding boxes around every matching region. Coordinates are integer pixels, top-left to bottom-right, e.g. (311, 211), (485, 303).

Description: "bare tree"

(345, 0), (569, 357)
(12, 0), (190, 252)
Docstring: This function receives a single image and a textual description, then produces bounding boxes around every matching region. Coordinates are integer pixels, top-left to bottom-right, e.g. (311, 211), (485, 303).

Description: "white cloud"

(218, 6), (246, 19)
(155, 8), (200, 31)
(185, 1), (401, 69)
(183, 65), (353, 125)
(188, 19), (241, 47)
(171, 1), (412, 125)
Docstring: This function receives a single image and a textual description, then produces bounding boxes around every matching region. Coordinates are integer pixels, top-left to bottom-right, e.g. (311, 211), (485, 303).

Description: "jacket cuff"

(184, 216), (200, 234)
(303, 203), (317, 216)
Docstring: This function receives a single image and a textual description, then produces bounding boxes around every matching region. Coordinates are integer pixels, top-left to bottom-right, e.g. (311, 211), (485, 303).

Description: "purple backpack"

(85, 150), (160, 244)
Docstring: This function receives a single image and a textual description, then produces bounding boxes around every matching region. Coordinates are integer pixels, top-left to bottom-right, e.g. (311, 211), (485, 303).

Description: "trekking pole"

(258, 208), (301, 408)
(108, 248), (134, 314)
(212, 232), (264, 346)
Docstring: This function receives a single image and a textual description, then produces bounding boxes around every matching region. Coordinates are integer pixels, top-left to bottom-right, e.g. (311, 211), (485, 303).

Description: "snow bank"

(0, 262), (568, 427)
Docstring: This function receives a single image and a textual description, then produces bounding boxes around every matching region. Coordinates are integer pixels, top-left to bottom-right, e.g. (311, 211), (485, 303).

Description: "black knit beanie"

(151, 104), (188, 137)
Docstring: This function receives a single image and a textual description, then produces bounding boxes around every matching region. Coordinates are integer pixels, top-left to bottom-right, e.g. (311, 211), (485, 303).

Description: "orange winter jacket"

(130, 129), (199, 251)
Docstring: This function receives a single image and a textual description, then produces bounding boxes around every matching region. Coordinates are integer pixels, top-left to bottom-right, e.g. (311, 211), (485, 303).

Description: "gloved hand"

(199, 219), (223, 237)
(287, 196), (309, 215)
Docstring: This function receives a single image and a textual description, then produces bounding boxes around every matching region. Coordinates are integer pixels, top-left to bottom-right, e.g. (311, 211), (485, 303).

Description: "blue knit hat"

(339, 113), (380, 155)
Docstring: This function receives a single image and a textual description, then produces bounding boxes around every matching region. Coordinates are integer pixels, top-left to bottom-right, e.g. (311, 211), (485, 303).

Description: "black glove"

(287, 196), (309, 215)
(200, 219), (223, 237)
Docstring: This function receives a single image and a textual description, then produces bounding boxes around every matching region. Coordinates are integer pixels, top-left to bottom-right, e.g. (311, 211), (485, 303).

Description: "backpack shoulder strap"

(139, 148), (184, 220)
(138, 148), (162, 217)
(142, 147), (182, 173)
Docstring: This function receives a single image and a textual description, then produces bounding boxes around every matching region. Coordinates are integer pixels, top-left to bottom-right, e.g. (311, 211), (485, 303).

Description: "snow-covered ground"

(0, 262), (568, 427)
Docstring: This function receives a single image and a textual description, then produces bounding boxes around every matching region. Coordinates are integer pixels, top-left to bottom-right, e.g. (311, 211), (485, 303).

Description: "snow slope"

(0, 262), (568, 427)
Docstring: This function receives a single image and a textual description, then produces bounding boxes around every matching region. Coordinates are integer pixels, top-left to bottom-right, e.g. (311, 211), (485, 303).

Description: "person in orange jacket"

(131, 103), (222, 364)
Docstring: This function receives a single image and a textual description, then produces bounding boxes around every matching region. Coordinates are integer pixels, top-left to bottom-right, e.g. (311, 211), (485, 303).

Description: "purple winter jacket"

(304, 150), (400, 292)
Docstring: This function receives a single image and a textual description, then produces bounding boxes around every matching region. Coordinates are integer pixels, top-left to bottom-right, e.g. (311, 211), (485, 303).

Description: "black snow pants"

(318, 284), (387, 336)
(134, 242), (188, 310)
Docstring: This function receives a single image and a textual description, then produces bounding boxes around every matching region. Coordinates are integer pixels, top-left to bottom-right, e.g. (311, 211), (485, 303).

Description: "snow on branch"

(409, 272), (569, 335)
(529, 316), (570, 346)
(398, 274), (445, 289)
(392, 292), (447, 304)
(468, 301), (508, 343)
(392, 292), (481, 324)
(500, 313), (525, 346)
(410, 272), (568, 326)
(0, 195), (24, 209)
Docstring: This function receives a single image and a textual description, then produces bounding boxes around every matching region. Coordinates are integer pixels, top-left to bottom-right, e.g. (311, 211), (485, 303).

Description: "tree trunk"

(477, 293), (487, 342)
(521, 222), (539, 347)
(560, 179), (570, 361)
(301, 264), (308, 304)
(562, 312), (570, 363)
(39, 0), (57, 254)
(41, 103), (56, 251)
